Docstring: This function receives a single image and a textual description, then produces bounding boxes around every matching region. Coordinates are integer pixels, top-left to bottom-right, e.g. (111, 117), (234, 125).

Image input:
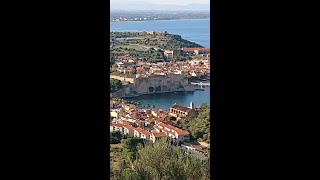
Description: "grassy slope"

(110, 144), (125, 171)
(111, 32), (203, 50)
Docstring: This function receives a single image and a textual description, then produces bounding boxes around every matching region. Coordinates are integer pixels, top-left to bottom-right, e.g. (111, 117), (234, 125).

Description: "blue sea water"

(123, 86), (210, 111)
(110, 19), (210, 48)
(111, 19), (211, 109)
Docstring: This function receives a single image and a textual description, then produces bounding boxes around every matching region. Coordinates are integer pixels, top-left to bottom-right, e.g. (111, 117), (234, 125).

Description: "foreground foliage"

(110, 139), (210, 180)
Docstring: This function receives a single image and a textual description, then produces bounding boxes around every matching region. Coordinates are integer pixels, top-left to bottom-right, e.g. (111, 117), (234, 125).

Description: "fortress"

(111, 73), (194, 98)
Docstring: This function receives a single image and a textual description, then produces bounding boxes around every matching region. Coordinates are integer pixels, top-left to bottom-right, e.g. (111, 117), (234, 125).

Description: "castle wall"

(132, 74), (188, 94)
(113, 74), (194, 98)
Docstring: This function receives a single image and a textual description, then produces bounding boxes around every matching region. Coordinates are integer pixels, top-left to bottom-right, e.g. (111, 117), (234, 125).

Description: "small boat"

(195, 88), (205, 91)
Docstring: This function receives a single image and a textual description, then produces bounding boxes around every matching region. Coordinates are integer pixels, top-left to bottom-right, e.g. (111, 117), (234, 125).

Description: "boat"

(195, 88), (205, 91)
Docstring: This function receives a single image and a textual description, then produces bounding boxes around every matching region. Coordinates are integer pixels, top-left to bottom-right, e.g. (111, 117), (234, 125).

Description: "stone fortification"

(113, 74), (194, 98)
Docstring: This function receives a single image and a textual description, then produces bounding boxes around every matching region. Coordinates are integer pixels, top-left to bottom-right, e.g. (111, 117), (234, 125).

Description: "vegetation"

(110, 32), (203, 49)
(110, 78), (123, 90)
(110, 131), (123, 144)
(121, 138), (145, 161)
(110, 32), (203, 63)
(113, 44), (145, 51)
(177, 103), (210, 143)
(110, 139), (210, 180)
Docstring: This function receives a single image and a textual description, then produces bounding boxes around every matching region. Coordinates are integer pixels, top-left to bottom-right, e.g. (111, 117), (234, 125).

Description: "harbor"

(123, 86), (210, 110)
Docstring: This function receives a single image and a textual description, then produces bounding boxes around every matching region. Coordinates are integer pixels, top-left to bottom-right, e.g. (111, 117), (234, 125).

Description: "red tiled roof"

(123, 125), (134, 130)
(176, 129), (190, 136)
(157, 122), (190, 136)
(120, 120), (129, 125)
(153, 124), (160, 130)
(163, 121), (174, 126)
(111, 123), (124, 127)
(171, 104), (192, 112)
(141, 130), (152, 135)
(134, 127), (144, 132)
(158, 127), (175, 136)
(152, 132), (167, 138)
(146, 119), (154, 123)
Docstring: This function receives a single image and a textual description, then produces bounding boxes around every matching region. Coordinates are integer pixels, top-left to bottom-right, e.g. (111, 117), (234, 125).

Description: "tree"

(129, 70), (136, 75)
(110, 79), (122, 90)
(110, 131), (122, 144)
(152, 104), (155, 109)
(114, 139), (210, 180)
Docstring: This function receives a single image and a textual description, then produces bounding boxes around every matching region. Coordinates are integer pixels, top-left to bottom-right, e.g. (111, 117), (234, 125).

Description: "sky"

(111, 0), (210, 6)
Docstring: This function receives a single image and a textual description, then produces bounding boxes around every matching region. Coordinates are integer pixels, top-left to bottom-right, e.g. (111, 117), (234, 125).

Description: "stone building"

(169, 102), (197, 119)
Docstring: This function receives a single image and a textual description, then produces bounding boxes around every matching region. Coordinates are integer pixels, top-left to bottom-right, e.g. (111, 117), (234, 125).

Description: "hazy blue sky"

(111, 0), (210, 5)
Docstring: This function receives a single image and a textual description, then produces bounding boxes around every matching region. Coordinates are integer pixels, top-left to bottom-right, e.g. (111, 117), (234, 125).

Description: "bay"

(111, 19), (211, 109)
(123, 86), (210, 111)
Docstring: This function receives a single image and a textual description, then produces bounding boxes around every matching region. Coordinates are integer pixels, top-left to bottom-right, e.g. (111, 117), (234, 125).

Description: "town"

(110, 10), (210, 22)
(110, 32), (210, 98)
(110, 31), (211, 179)
(110, 99), (209, 157)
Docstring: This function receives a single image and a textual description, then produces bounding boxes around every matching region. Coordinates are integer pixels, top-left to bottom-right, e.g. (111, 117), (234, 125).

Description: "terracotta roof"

(157, 122), (190, 136)
(134, 127), (144, 132)
(134, 119), (142, 124)
(120, 120), (129, 125)
(163, 121), (174, 126)
(152, 132), (167, 138)
(141, 130), (152, 135)
(111, 123), (124, 127)
(153, 124), (160, 130)
(176, 129), (190, 136)
(171, 104), (192, 112)
(146, 119), (154, 123)
(158, 127), (175, 136)
(123, 125), (134, 130)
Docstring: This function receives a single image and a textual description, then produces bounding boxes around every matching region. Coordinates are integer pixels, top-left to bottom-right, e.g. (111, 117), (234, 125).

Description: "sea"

(110, 19), (210, 110)
(110, 19), (210, 48)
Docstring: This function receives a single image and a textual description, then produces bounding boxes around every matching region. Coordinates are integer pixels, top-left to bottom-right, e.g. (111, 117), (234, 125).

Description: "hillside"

(110, 139), (210, 180)
(176, 103), (210, 144)
(110, 31), (204, 50)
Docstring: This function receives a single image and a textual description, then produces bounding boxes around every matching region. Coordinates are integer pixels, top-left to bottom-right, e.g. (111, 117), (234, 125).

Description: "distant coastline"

(110, 18), (210, 48)
(110, 18), (210, 23)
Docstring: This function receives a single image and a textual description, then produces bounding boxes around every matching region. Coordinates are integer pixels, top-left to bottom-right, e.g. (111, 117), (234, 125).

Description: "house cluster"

(112, 59), (210, 79)
(140, 59), (210, 77)
(181, 47), (210, 57)
(110, 122), (169, 143)
(110, 100), (198, 144)
(111, 46), (210, 78)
